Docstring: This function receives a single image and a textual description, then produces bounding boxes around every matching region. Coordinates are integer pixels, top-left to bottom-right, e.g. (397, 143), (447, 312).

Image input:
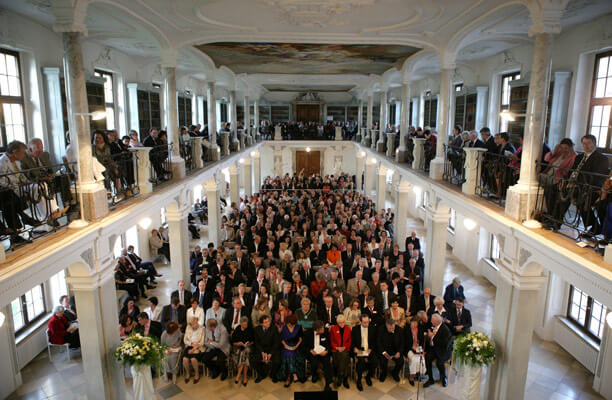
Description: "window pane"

(113, 235), (123, 259)
(31, 285), (44, 317)
(11, 298), (24, 331)
(595, 78), (606, 98)
(8, 75), (20, 96)
(49, 270), (68, 306)
(125, 225), (139, 255)
(0, 74), (8, 95)
(0, 53), (6, 75)
(598, 56), (609, 79)
(6, 53), (17, 76)
(105, 107), (115, 130)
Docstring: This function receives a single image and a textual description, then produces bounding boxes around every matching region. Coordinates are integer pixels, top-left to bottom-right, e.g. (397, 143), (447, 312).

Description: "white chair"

(46, 328), (72, 361)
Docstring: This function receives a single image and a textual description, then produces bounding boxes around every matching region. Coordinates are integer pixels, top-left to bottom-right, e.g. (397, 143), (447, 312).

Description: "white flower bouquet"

(452, 331), (496, 367)
(114, 333), (167, 372)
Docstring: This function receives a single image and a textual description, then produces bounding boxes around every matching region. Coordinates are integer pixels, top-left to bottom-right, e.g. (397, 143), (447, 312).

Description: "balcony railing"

(0, 162), (79, 249)
(99, 151), (140, 207)
(535, 163), (610, 247)
(443, 144), (466, 187)
(475, 151), (519, 206)
(179, 139), (194, 174)
(148, 143), (172, 187)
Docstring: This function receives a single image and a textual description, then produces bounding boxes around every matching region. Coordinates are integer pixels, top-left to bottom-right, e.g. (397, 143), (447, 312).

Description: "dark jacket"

(425, 323), (452, 362)
(160, 304), (187, 331)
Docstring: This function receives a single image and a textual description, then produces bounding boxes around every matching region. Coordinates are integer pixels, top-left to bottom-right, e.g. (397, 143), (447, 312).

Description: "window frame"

(12, 284), (47, 335)
(448, 208), (456, 232)
(587, 51), (612, 151)
(0, 48), (27, 147)
(567, 285), (606, 343)
(489, 234), (500, 262)
(499, 71), (521, 133)
(94, 69), (116, 130)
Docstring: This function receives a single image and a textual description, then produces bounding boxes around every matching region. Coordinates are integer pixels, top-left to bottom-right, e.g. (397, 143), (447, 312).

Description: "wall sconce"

(239, 158), (244, 164)
(463, 218), (477, 231)
(412, 186), (422, 195)
(139, 217), (152, 230)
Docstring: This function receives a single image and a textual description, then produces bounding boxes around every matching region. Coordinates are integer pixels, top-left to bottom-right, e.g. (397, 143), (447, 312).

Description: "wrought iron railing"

(148, 143), (172, 187)
(443, 144), (466, 187)
(180, 139), (194, 174)
(475, 151), (519, 206)
(535, 162), (610, 246)
(98, 151), (140, 207)
(0, 162), (79, 249)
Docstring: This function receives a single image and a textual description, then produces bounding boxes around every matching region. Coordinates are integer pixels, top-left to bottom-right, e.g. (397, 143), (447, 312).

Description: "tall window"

(113, 235), (124, 258)
(449, 208), (456, 231)
(0, 49), (26, 146)
(94, 70), (115, 130)
(49, 270), (68, 305)
(423, 91), (437, 129)
(125, 225), (139, 255)
(11, 284), (46, 334)
(490, 234), (500, 261)
(137, 90), (161, 140)
(178, 95), (192, 128)
(499, 71), (521, 132)
(588, 51), (612, 150)
(568, 285), (607, 342)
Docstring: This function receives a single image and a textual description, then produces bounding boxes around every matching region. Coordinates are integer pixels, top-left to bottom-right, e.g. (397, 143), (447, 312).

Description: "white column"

(394, 102), (401, 127)
(356, 151), (364, 192)
(397, 83), (411, 162)
(424, 203), (450, 295)
(166, 204), (190, 284)
(394, 179), (410, 251)
(548, 71), (572, 146)
(365, 95), (373, 145)
(230, 90), (239, 150)
(411, 96), (420, 128)
(196, 95), (204, 125)
(376, 164), (387, 211)
(162, 63), (186, 179)
(206, 82), (219, 160)
(429, 66), (454, 180)
(274, 125), (282, 140)
(475, 86), (489, 132)
(61, 31), (108, 221)
(505, 33), (553, 221)
(593, 310), (612, 398)
(205, 178), (221, 246)
(418, 93), (425, 128)
(364, 158), (375, 197)
(67, 268), (126, 400)
(229, 164), (240, 206)
(377, 91), (388, 151)
(252, 151), (261, 191)
(335, 126), (343, 140)
(254, 99), (260, 141)
(42, 67), (66, 163)
(462, 148), (487, 195)
(486, 265), (546, 400)
(242, 157), (252, 196)
(357, 100), (363, 131)
(386, 132), (396, 157)
(129, 147), (153, 194)
(244, 95), (251, 138)
(412, 138), (426, 170)
(192, 136), (203, 169)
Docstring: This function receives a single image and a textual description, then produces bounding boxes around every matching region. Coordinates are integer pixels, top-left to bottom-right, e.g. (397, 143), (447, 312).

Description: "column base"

(138, 180), (153, 195)
(80, 182), (109, 221)
(376, 141), (385, 153)
(356, 134), (362, 142)
(363, 137), (371, 147)
(396, 148), (409, 163)
(209, 146), (220, 161)
(170, 158), (186, 181)
(504, 181), (539, 221)
(429, 157), (445, 180)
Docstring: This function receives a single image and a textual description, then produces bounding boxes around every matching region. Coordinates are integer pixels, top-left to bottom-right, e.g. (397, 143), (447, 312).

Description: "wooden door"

(296, 104), (320, 122)
(295, 151), (321, 176)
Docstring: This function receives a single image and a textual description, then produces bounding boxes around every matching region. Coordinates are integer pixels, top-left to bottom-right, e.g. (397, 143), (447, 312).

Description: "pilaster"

(356, 151), (365, 192)
(42, 67), (65, 163)
(424, 203), (450, 295)
(126, 83), (139, 133)
(364, 158), (375, 198)
(376, 164), (387, 211)
(163, 66), (186, 180)
(462, 148), (487, 195)
(475, 86), (488, 132)
(430, 67), (454, 180)
(192, 137), (203, 169)
(548, 71), (572, 146)
(394, 179), (411, 251)
(206, 82), (219, 160)
(242, 157), (252, 197)
(252, 151), (261, 190)
(412, 138), (426, 170)
(229, 164), (240, 206)
(335, 126), (343, 141)
(397, 83), (410, 162)
(166, 204), (191, 284)
(205, 178), (221, 247)
(386, 132), (396, 158)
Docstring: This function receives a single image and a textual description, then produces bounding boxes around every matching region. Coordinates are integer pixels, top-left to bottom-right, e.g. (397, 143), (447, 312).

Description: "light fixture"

(239, 158), (244, 164)
(360, 151), (366, 157)
(0, 311), (4, 327)
(250, 151), (256, 157)
(412, 185), (422, 195)
(74, 110), (107, 121)
(369, 157), (377, 164)
(463, 218), (477, 231)
(306, 147), (311, 152)
(607, 312), (612, 329)
(499, 110), (515, 122)
(139, 217), (152, 230)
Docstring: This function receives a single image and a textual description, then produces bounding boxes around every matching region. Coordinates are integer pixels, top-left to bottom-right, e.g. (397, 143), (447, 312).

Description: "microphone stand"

(416, 330), (428, 399)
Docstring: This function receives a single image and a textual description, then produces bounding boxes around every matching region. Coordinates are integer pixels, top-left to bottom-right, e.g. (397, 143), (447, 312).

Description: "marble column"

(358, 100), (363, 131)
(412, 138), (426, 170)
(163, 66), (186, 180)
(364, 158), (375, 198)
(424, 203), (450, 295)
(485, 266), (546, 400)
(192, 136), (203, 169)
(244, 95), (251, 143)
(356, 151), (365, 192)
(394, 179), (410, 251)
(67, 268), (126, 400)
(129, 147), (153, 194)
(593, 310), (612, 398)
(242, 157), (252, 197)
(196, 95), (204, 126)
(61, 32), (108, 221)
(42, 67), (66, 163)
(220, 131), (230, 156)
(335, 126), (343, 140)
(386, 132), (396, 157)
(462, 147), (487, 195)
(274, 125), (282, 140)
(397, 83), (411, 162)
(230, 90), (239, 150)
(205, 178), (221, 246)
(430, 67), (453, 180)
(254, 99), (260, 141)
(166, 204), (190, 284)
(376, 164), (387, 211)
(394, 102), (401, 127)
(252, 151), (261, 190)
(377, 91), (388, 152)
(505, 33), (553, 221)
(229, 164), (240, 206)
(548, 71), (572, 146)
(411, 96), (420, 128)
(365, 95), (373, 145)
(475, 86), (489, 132)
(206, 82), (219, 160)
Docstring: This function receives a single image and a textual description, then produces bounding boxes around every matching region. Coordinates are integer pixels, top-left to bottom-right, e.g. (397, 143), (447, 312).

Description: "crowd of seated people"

(258, 121), (359, 140)
(115, 173), (473, 391)
(47, 295), (80, 349)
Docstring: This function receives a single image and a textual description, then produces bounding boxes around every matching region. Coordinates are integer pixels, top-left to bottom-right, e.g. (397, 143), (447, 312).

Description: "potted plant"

(452, 331), (496, 400)
(114, 333), (166, 399)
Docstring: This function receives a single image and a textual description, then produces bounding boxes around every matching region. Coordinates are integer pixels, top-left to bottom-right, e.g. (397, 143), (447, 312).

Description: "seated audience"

(161, 321), (182, 384)
(48, 305), (80, 348)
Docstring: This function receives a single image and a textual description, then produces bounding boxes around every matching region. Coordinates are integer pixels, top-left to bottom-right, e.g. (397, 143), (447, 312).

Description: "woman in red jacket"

(330, 314), (352, 388)
(48, 306), (80, 348)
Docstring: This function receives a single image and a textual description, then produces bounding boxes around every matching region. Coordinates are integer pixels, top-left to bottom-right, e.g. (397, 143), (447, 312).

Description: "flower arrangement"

(114, 333), (167, 372)
(452, 331), (496, 367)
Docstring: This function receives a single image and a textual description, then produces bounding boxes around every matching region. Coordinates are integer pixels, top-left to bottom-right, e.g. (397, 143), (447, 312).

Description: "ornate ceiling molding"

(257, 0), (378, 28)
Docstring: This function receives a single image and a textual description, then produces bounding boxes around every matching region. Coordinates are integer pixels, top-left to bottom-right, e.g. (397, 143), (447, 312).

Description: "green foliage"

(114, 333), (167, 373)
(452, 331), (496, 367)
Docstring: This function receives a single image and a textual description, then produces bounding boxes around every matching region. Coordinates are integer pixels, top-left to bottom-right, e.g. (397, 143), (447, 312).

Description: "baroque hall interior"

(1, 0), (612, 400)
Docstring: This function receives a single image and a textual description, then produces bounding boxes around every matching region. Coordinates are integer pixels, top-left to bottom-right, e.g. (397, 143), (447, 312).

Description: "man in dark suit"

(222, 297), (248, 333)
(135, 312), (162, 340)
(449, 297), (472, 335)
(318, 295), (340, 328)
(304, 320), (332, 391)
(443, 277), (466, 306)
(192, 279), (212, 310)
(362, 296), (383, 327)
(253, 315), (281, 383)
(171, 280), (192, 307)
(332, 286), (351, 314)
(351, 314), (377, 391)
(468, 131), (485, 148)
(377, 320), (404, 382)
(399, 285), (421, 318)
(405, 231), (421, 250)
(375, 281), (396, 314)
(274, 282), (297, 311)
(424, 313), (453, 387)
(341, 243), (355, 280)
(160, 296), (187, 331)
(480, 128), (498, 154)
(420, 287), (436, 315)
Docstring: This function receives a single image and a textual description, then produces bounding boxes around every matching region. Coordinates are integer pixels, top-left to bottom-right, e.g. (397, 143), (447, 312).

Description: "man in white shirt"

(351, 314), (376, 391)
(306, 320), (332, 391)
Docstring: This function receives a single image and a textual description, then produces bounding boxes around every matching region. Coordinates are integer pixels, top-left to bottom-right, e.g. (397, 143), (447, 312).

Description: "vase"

(130, 364), (155, 400)
(460, 363), (483, 400)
